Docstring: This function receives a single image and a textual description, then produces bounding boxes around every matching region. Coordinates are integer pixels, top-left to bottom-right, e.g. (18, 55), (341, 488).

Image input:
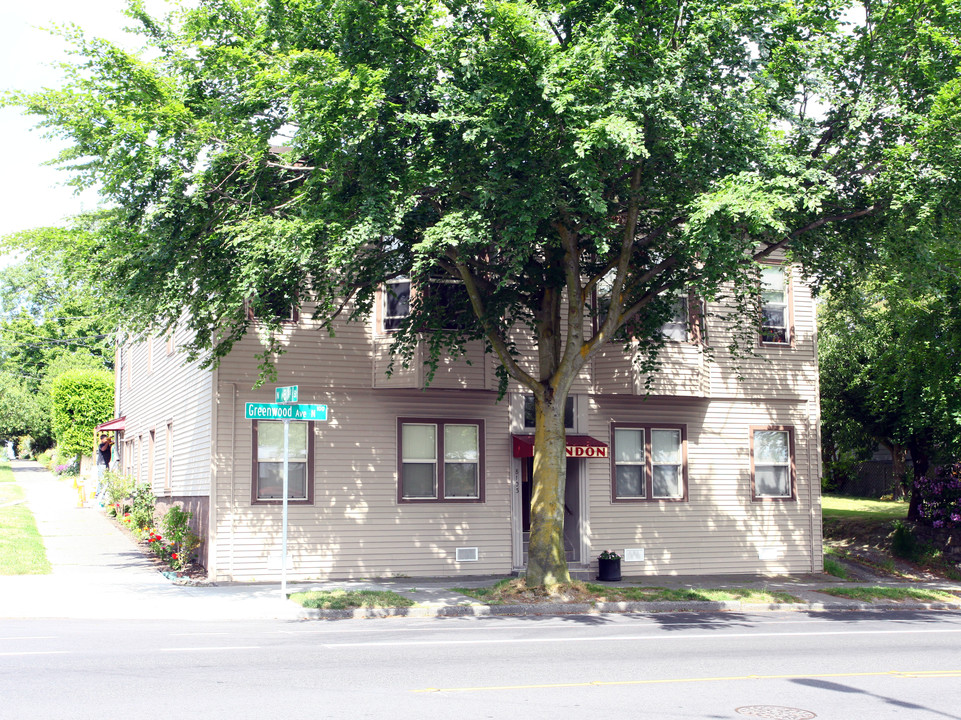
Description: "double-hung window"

(252, 421), (314, 504)
(245, 291), (299, 324)
(661, 295), (689, 341)
(751, 427), (794, 500)
(383, 278), (411, 331)
(427, 278), (471, 330)
(760, 265), (790, 345)
(398, 419), (484, 502)
(611, 423), (687, 501)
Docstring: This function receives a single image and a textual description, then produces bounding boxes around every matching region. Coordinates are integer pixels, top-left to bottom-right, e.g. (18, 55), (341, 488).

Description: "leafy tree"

(49, 369), (115, 460)
(8, 0), (961, 585)
(0, 225), (116, 449)
(819, 269), (961, 517)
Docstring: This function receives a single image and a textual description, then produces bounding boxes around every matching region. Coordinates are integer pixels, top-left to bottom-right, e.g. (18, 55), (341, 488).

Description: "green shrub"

(160, 505), (200, 570)
(50, 369), (114, 459)
(129, 483), (156, 531)
(102, 470), (136, 507)
(891, 519), (921, 561)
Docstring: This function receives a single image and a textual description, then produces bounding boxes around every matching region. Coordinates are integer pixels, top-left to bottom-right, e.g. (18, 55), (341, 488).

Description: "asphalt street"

(3, 610), (961, 719)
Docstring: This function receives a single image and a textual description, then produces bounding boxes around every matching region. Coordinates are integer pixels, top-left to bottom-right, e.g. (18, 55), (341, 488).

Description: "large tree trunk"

(907, 444), (929, 522)
(890, 442), (908, 501)
(526, 396), (571, 587)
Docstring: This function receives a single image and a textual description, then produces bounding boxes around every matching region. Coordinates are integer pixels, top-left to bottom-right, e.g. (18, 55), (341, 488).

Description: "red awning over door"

(95, 417), (126, 432)
(511, 434), (609, 459)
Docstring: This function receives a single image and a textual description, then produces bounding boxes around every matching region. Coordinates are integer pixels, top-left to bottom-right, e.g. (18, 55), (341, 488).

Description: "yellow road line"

(412, 669), (961, 693)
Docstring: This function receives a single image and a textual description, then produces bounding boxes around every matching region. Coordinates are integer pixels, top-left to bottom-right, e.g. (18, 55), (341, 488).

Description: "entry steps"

(521, 531), (582, 567)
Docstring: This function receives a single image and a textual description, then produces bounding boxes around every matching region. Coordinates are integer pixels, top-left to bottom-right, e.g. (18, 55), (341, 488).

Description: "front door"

(520, 457), (582, 565)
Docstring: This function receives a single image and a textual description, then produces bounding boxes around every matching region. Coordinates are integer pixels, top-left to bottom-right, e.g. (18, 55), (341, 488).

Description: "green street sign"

(275, 385), (298, 404)
(245, 402), (328, 421)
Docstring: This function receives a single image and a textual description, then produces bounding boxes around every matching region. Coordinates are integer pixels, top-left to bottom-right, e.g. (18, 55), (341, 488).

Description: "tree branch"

(755, 205), (878, 261)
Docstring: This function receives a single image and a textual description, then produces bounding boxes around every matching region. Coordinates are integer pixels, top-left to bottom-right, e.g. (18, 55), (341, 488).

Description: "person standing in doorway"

(96, 433), (114, 500)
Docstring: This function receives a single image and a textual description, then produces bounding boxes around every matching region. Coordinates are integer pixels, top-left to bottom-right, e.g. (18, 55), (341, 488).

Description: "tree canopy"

(8, 0), (961, 584)
(818, 226), (961, 516)
(0, 225), (115, 449)
(50, 368), (115, 459)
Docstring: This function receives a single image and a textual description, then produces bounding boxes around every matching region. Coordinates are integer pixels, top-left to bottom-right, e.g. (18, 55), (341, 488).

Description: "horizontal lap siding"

(585, 396), (820, 575)
(211, 386), (513, 582)
(117, 329), (212, 497)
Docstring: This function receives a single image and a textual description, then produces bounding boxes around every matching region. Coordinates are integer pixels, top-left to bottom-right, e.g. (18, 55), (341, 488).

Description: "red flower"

(172, 553), (178, 560)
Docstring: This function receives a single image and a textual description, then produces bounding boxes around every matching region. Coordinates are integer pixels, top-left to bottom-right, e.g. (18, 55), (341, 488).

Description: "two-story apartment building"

(105, 262), (822, 582)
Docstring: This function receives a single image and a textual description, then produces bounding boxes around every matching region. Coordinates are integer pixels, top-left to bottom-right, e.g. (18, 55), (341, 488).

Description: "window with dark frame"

(611, 423), (687, 501)
(252, 420), (314, 504)
(760, 265), (790, 344)
(245, 291), (300, 324)
(398, 418), (484, 502)
(427, 278), (472, 331)
(522, 395), (575, 431)
(751, 427), (795, 500)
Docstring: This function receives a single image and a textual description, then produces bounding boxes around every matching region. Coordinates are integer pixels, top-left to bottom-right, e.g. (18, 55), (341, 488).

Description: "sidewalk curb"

(296, 599), (961, 620)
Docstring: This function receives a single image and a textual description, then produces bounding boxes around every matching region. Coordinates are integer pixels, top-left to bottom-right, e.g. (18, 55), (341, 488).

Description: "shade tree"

(8, 0), (961, 585)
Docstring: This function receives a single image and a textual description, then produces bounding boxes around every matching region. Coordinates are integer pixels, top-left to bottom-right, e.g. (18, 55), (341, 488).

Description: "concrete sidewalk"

(2, 460), (960, 621)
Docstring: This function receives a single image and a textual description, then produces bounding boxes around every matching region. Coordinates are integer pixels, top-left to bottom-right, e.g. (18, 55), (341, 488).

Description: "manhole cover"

(735, 707), (816, 720)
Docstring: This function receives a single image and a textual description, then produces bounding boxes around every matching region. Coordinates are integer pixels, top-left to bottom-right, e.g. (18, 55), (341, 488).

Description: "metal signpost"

(244, 388), (329, 600)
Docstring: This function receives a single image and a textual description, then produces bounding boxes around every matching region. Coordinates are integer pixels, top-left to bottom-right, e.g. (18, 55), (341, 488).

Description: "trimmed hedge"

(50, 369), (114, 458)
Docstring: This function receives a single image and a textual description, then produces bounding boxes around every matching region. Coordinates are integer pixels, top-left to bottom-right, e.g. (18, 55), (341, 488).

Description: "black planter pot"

(597, 557), (622, 582)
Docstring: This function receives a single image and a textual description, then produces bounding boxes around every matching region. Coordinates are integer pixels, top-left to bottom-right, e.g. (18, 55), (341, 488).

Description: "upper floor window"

(379, 277), (471, 333)
(252, 420), (314, 504)
(245, 290), (299, 324)
(760, 266), (791, 345)
(611, 423), (687, 501)
(523, 395), (575, 431)
(596, 272), (702, 343)
(427, 277), (472, 330)
(383, 278), (411, 331)
(661, 294), (689, 342)
(398, 418), (485, 502)
(751, 427), (795, 500)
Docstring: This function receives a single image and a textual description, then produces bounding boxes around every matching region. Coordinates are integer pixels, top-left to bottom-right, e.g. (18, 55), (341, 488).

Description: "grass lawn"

(822, 495), (909, 521)
(0, 462), (51, 575)
(451, 578), (802, 605)
(288, 589), (416, 610)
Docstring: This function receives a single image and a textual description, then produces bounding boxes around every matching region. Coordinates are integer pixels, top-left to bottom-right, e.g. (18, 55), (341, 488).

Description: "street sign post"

(245, 399), (328, 600)
(245, 403), (328, 421)
(275, 385), (298, 404)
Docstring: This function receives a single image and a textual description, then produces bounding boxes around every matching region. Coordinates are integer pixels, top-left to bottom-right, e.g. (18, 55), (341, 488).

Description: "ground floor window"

(398, 418), (485, 502)
(611, 423), (687, 502)
(252, 420), (314, 504)
(751, 427), (795, 500)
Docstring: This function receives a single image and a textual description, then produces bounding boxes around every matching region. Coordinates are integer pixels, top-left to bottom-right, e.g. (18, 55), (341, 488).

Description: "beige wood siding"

(116, 327), (212, 497)
(585, 395), (821, 575)
(211, 386), (513, 582)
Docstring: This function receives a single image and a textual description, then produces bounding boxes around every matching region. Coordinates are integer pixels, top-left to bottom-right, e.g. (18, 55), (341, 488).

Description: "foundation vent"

(455, 547), (479, 562)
